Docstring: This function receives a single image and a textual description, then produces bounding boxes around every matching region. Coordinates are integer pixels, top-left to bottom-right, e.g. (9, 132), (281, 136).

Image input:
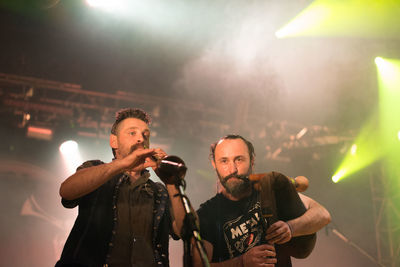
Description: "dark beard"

(219, 169), (252, 198)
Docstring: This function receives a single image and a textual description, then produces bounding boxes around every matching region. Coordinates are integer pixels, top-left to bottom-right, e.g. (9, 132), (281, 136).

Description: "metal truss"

(370, 163), (400, 267)
(0, 72), (230, 144)
(0, 72), (354, 161)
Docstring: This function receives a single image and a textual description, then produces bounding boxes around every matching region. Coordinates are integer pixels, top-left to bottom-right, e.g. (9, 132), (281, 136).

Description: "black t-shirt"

(197, 189), (296, 266)
(197, 171), (318, 267)
(197, 190), (266, 262)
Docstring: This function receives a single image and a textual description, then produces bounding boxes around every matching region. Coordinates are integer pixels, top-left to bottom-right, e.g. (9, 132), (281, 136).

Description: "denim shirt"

(55, 160), (176, 267)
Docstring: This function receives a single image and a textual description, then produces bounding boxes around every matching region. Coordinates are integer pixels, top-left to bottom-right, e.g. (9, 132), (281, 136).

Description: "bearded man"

(55, 108), (185, 267)
(193, 134), (331, 267)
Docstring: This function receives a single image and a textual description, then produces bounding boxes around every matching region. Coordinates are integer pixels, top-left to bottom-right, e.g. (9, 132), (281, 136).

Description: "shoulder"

(197, 194), (222, 216)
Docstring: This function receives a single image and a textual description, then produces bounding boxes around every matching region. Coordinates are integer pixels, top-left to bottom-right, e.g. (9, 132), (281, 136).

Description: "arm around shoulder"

(287, 193), (331, 237)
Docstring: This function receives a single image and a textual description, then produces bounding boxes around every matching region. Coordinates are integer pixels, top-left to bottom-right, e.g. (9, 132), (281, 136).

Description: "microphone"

(249, 173), (309, 192)
(156, 155), (187, 185)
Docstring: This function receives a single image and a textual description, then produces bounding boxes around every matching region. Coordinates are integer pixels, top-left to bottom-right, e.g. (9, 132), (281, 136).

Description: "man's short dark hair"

(111, 108), (151, 135)
(110, 108), (151, 157)
(210, 134), (255, 162)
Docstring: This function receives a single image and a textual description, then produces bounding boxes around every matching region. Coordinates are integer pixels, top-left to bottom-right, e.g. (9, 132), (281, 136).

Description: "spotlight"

(296, 127), (308, 140)
(350, 144), (357, 156)
(19, 112), (31, 128)
(332, 169), (347, 183)
(59, 140), (82, 175)
(375, 57), (384, 65)
(27, 126), (53, 140)
(59, 140), (78, 155)
(85, 0), (123, 10)
(375, 56), (400, 84)
(86, 0), (108, 7)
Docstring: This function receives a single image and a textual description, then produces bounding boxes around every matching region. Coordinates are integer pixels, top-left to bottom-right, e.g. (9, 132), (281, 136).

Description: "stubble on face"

(114, 118), (150, 159)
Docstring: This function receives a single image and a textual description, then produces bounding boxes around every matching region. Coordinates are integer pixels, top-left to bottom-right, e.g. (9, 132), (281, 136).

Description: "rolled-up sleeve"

(60, 160), (104, 208)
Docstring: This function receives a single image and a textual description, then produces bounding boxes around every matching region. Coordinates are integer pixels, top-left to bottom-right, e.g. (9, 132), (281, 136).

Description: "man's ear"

(110, 134), (118, 150)
(211, 159), (216, 170)
(251, 158), (255, 168)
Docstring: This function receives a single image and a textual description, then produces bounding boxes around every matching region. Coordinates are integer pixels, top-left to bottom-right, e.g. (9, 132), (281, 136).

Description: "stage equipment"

(157, 155), (210, 267)
(328, 226), (386, 267)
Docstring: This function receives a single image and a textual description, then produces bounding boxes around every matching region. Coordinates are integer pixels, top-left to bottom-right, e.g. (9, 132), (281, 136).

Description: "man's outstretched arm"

(266, 193), (331, 244)
(60, 148), (156, 200)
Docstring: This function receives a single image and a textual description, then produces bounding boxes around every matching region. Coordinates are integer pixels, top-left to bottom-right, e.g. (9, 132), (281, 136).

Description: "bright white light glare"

(398, 130), (400, 140)
(275, 5), (330, 38)
(375, 56), (399, 84)
(296, 127), (308, 139)
(375, 57), (384, 65)
(350, 144), (357, 155)
(332, 169), (346, 183)
(60, 140), (82, 176)
(86, 0), (124, 11)
(59, 140), (79, 155)
(86, 0), (111, 7)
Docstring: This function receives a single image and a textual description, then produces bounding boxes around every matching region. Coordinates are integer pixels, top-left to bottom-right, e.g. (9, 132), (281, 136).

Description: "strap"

(258, 172), (278, 228)
(258, 171), (317, 259)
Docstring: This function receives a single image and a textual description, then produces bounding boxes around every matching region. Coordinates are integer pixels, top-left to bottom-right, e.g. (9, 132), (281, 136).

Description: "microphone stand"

(175, 178), (210, 267)
(330, 227), (386, 267)
(158, 156), (209, 267)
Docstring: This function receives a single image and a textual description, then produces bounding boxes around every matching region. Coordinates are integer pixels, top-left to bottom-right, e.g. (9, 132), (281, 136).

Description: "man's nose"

(227, 161), (238, 173)
(136, 134), (144, 143)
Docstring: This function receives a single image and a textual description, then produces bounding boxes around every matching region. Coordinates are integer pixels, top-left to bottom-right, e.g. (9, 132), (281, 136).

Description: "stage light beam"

(350, 144), (357, 156)
(333, 57), (400, 183)
(86, 0), (114, 8)
(275, 4), (330, 38)
(275, 0), (400, 39)
(60, 140), (82, 175)
(332, 113), (383, 183)
(376, 57), (400, 149)
(59, 140), (78, 155)
(332, 169), (346, 183)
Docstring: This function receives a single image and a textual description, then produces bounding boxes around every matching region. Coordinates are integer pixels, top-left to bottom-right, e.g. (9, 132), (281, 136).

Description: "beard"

(217, 167), (252, 198)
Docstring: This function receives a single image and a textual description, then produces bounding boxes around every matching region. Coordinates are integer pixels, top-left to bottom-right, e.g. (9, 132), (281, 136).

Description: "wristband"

(286, 221), (294, 237)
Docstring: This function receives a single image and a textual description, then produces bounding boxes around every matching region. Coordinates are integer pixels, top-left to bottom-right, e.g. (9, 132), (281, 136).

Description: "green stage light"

(377, 58), (400, 248)
(275, 4), (329, 38)
(376, 57), (400, 91)
(332, 113), (383, 183)
(375, 57), (384, 65)
(350, 144), (357, 156)
(275, 0), (400, 39)
(376, 57), (400, 136)
(332, 169), (346, 183)
(333, 57), (400, 183)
